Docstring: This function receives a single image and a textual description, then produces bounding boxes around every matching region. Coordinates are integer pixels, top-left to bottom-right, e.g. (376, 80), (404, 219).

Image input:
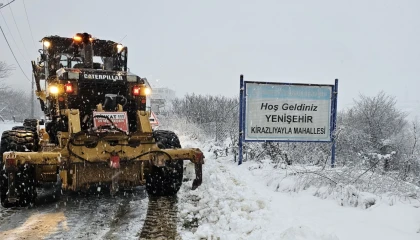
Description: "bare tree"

(171, 94), (238, 143)
(0, 61), (14, 92)
(0, 61), (14, 79)
(335, 91), (409, 174)
(0, 88), (33, 121)
(400, 119), (420, 181)
(0, 61), (33, 120)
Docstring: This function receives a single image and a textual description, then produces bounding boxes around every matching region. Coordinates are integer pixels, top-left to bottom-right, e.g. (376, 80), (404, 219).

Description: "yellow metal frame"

(2, 109), (204, 191)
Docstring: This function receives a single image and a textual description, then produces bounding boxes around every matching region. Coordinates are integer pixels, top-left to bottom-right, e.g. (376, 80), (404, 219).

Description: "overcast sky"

(0, 0), (419, 116)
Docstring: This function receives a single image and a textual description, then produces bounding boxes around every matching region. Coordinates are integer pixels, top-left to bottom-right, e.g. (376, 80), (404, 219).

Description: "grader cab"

(0, 33), (204, 208)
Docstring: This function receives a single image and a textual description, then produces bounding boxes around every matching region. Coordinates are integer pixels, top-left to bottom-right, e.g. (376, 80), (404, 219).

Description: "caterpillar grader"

(0, 32), (204, 208)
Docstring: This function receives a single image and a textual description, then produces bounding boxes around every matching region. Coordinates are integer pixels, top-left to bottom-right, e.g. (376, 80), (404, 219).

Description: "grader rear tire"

(0, 131), (11, 206)
(0, 130), (12, 161)
(8, 129), (38, 152)
(0, 163), (14, 208)
(0, 130), (37, 208)
(146, 130), (184, 196)
(0, 164), (37, 208)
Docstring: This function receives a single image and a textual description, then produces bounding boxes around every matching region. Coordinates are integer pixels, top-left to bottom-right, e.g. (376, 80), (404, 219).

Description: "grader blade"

(192, 163), (203, 190)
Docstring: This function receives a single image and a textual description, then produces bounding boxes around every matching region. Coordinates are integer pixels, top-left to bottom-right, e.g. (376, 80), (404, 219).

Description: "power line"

(118, 34), (127, 43)
(0, 24), (31, 82)
(0, 0), (16, 10)
(22, 0), (36, 49)
(8, 4), (31, 59)
(0, 10), (28, 62)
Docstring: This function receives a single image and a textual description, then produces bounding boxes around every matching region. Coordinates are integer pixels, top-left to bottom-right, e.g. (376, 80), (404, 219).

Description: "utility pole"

(31, 73), (34, 118)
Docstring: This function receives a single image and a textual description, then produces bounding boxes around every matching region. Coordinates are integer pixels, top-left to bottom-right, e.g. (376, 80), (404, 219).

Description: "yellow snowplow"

(0, 33), (204, 208)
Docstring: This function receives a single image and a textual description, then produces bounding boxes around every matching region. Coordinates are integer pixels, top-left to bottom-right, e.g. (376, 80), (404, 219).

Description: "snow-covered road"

(0, 188), (149, 239)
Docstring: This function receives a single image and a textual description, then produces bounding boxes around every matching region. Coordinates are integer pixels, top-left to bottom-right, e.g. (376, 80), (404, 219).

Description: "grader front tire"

(146, 130), (184, 196)
(146, 160), (184, 196)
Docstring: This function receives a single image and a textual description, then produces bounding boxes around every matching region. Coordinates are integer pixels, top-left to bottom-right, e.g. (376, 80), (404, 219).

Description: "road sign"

(244, 82), (334, 142)
(149, 111), (159, 127)
(238, 75), (339, 165)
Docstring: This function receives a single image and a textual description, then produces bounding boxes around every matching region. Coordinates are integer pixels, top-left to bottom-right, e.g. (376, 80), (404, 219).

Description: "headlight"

(49, 86), (59, 94)
(117, 44), (124, 53)
(134, 87), (151, 96)
(43, 41), (51, 48)
(144, 88), (151, 95)
(73, 35), (82, 42)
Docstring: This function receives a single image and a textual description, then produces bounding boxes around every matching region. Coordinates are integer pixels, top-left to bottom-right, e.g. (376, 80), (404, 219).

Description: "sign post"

(331, 79), (339, 167)
(239, 75), (245, 165)
(238, 76), (338, 166)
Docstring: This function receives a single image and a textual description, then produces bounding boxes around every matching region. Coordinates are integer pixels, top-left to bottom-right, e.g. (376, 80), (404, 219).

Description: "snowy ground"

(177, 135), (420, 240)
(0, 122), (419, 239)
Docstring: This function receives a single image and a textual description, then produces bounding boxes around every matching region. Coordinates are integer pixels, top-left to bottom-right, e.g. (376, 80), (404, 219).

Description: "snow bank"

(176, 134), (420, 240)
(177, 156), (270, 239)
(246, 160), (420, 209)
(240, 160), (420, 240)
(176, 136), (342, 239)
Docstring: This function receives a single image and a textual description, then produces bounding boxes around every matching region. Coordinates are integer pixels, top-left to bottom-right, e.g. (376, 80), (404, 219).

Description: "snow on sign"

(244, 82), (334, 142)
(93, 112), (129, 132)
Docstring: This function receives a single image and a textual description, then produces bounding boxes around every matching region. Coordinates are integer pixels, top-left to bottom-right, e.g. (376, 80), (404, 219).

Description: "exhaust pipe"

(81, 33), (93, 68)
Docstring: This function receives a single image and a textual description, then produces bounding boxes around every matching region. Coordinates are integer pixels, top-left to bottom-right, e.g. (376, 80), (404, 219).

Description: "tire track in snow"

(102, 192), (149, 240)
(0, 188), (148, 239)
(139, 196), (181, 240)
